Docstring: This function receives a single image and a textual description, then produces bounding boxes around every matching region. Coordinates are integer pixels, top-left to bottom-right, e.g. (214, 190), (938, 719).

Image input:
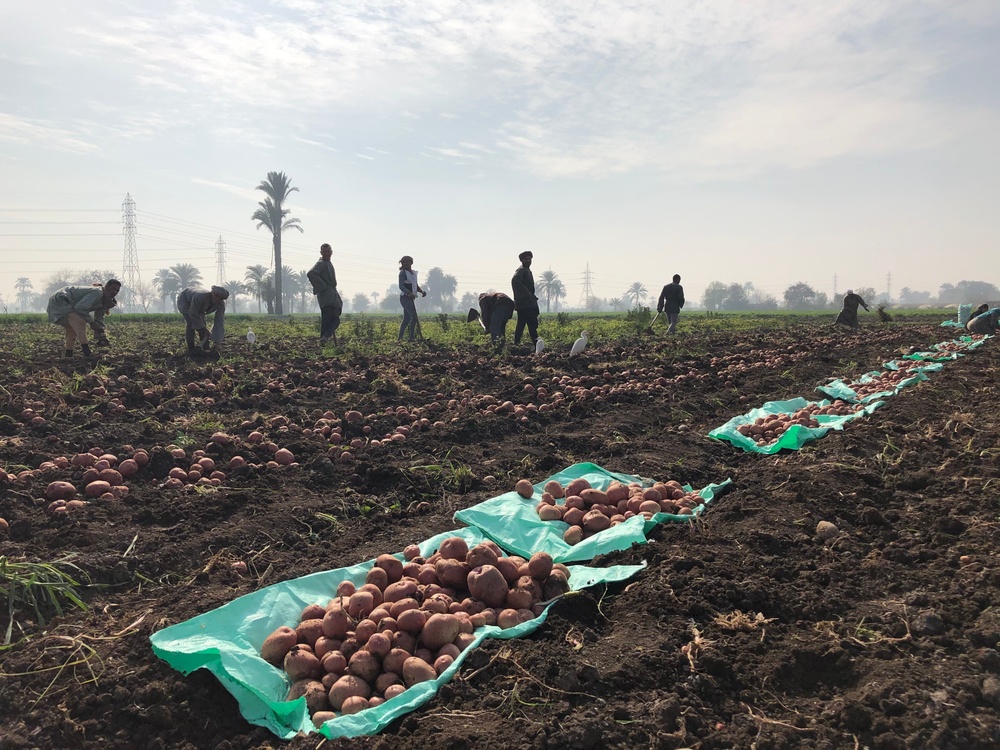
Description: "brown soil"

(1, 319), (998, 750)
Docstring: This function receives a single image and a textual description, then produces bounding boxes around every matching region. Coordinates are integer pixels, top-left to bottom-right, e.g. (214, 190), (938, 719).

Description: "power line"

(121, 194), (141, 313)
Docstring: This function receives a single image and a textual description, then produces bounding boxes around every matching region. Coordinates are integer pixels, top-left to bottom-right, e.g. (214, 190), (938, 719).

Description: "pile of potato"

(842, 369), (919, 399)
(527, 476), (703, 543)
(735, 401), (862, 446)
(259, 538), (570, 726)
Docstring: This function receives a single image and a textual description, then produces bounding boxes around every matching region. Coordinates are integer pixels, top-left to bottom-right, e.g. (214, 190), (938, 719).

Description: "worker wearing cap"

(657, 274), (685, 333)
(178, 285), (229, 356)
(470, 291), (516, 353)
(834, 289), (869, 329)
(511, 251), (540, 346)
(308, 243), (343, 345)
(398, 256), (426, 341)
(47, 278), (121, 358)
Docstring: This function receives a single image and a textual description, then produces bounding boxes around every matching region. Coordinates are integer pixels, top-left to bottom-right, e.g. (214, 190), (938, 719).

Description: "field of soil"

(1, 315), (998, 750)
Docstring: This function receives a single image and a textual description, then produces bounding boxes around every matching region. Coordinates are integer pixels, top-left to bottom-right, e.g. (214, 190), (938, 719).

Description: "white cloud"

(0, 113), (99, 153)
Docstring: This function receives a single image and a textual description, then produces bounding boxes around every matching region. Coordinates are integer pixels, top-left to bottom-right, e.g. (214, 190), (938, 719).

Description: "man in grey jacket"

(511, 251), (540, 346)
(307, 243), (343, 345)
(657, 274), (685, 333)
(177, 285), (228, 356)
(47, 279), (121, 357)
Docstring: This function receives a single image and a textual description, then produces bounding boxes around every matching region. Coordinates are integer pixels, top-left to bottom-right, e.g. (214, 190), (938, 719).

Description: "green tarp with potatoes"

(453, 462), (731, 564)
(150, 525), (644, 740)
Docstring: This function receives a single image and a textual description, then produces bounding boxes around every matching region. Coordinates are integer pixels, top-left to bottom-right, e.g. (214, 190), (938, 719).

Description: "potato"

(416, 564), (439, 586)
(402, 656), (437, 687)
(435, 558), (468, 589)
(543, 480), (565, 499)
(437, 643), (460, 660)
(322, 608), (355, 639)
(328, 675), (371, 711)
(455, 632), (476, 651)
(466, 565), (508, 608)
(339, 637), (359, 659)
(497, 608), (522, 629)
(85, 480), (111, 498)
(582, 510), (611, 532)
(295, 619), (325, 647)
(563, 526), (584, 545)
(375, 671), (402, 694)
(421, 613), (461, 650)
(354, 619), (377, 643)
(465, 544), (499, 570)
(365, 632), (391, 658)
(384, 579), (419, 603)
(284, 645), (323, 680)
(638, 500), (661, 515)
(515, 479), (534, 498)
(397, 608), (427, 634)
(542, 570), (570, 600)
(348, 649), (380, 682)
(321, 650), (347, 674)
(347, 591), (375, 619)
(261, 626), (298, 665)
(312, 711), (336, 728)
(527, 552), (553, 580)
(403, 544), (422, 561)
(45, 481), (77, 501)
(392, 631), (416, 654)
(389, 597), (420, 618)
(605, 482), (628, 503)
(434, 654), (454, 675)
(301, 603), (326, 622)
(506, 588), (533, 610)
(359, 583), (384, 606)
(383, 647), (411, 675)
(515, 576), (542, 600)
(287, 679), (329, 714)
(375, 554), (404, 584)
(437, 537), (469, 561)
(564, 477), (591, 497)
(336, 580), (356, 597)
(538, 504), (563, 521)
(495, 557), (520, 584)
(564, 495), (586, 510)
(341, 695), (369, 715)
(579, 488), (608, 506)
(365, 566), (389, 591)
(384, 684), (406, 700)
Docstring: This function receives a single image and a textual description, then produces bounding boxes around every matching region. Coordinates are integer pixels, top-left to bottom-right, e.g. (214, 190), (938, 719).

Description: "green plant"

(0, 555), (89, 644)
(624, 304), (652, 334)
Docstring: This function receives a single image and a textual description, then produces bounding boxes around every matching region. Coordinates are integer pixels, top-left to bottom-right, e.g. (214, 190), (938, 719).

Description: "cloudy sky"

(1, 0), (998, 309)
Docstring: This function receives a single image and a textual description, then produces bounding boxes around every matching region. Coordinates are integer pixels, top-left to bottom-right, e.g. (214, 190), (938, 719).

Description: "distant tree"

(224, 280), (249, 313)
(721, 283), (750, 311)
(171, 263), (203, 291)
(152, 268), (180, 312)
(783, 282), (817, 309)
(626, 282), (648, 308)
(549, 279), (567, 311)
(609, 297), (625, 312)
(42, 270), (77, 296)
(75, 269), (118, 286)
(459, 291), (479, 310)
(245, 265), (272, 313)
(370, 291), (380, 307)
(352, 293), (370, 312)
(380, 285), (400, 311)
(133, 280), (159, 313)
(952, 280), (1000, 304)
(296, 270), (311, 313)
(749, 290), (779, 310)
(701, 281), (728, 311)
(586, 296), (605, 312)
(424, 267), (458, 312)
(813, 291), (829, 309)
(279, 265), (300, 313)
(252, 171), (303, 314)
(937, 283), (955, 304)
(854, 287), (878, 304)
(15, 277), (33, 312)
(537, 270), (561, 313)
(898, 287), (932, 304)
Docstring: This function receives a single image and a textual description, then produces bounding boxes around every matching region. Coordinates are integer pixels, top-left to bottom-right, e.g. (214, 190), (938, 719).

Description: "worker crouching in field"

(469, 291), (516, 353)
(47, 279), (121, 358)
(967, 308), (1000, 335)
(178, 285), (229, 357)
(834, 289), (870, 329)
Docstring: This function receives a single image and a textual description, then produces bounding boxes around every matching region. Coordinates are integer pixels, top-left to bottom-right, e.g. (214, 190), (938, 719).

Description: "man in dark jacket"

(469, 291), (516, 352)
(307, 243), (343, 345)
(657, 274), (685, 333)
(511, 251), (539, 346)
(834, 290), (870, 329)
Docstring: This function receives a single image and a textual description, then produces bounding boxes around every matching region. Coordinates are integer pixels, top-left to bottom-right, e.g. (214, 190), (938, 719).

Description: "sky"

(1, 0), (999, 309)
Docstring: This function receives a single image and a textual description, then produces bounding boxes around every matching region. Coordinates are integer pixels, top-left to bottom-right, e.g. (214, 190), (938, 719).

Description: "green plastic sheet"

(902, 351), (962, 362)
(708, 397), (883, 455)
(817, 368), (928, 404)
(453, 462), (731, 564)
(883, 359), (944, 373)
(150, 525), (644, 740)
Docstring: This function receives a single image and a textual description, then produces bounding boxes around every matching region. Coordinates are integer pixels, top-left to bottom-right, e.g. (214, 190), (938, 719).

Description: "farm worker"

(47, 279), (121, 358)
(511, 251), (540, 346)
(834, 289), (870, 329)
(177, 285), (229, 355)
(967, 308), (1000, 334)
(471, 291), (516, 352)
(398, 255), (426, 341)
(971, 303), (990, 319)
(657, 274), (685, 333)
(307, 243), (343, 345)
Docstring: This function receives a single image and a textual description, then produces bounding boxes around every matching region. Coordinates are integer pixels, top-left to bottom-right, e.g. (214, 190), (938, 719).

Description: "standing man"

(47, 279), (121, 358)
(307, 243), (343, 345)
(511, 251), (539, 347)
(834, 289), (870, 329)
(469, 291), (516, 353)
(177, 285), (229, 356)
(657, 274), (685, 333)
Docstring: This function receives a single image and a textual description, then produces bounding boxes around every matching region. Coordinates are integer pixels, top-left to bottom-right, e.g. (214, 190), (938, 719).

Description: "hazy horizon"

(2, 1), (999, 310)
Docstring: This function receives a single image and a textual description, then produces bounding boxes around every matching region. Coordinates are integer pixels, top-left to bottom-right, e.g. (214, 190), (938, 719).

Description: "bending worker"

(177, 285), (229, 356)
(468, 291), (516, 353)
(967, 307), (1000, 335)
(47, 279), (121, 358)
(835, 289), (870, 329)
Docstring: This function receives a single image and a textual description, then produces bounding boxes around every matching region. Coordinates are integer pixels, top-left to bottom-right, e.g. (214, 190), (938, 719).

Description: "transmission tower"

(832, 273), (838, 298)
(578, 264), (594, 309)
(121, 193), (140, 313)
(886, 272), (892, 302)
(216, 236), (227, 285)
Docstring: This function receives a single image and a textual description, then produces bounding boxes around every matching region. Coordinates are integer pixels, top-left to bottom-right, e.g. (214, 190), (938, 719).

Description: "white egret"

(535, 338), (545, 354)
(246, 327), (256, 348)
(569, 331), (588, 357)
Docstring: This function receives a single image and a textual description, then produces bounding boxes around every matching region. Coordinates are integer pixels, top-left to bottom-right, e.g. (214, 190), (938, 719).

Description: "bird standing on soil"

(535, 338), (545, 354)
(246, 327), (256, 349)
(569, 331), (588, 357)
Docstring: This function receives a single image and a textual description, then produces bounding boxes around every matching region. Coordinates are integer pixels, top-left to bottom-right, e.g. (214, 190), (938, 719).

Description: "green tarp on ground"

(150, 525), (644, 740)
(453, 462), (731, 563)
(902, 351), (962, 362)
(708, 397), (883, 455)
(817, 368), (928, 404)
(883, 360), (944, 373)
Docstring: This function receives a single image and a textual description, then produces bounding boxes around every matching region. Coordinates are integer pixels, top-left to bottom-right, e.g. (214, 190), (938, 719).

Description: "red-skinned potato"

(397, 608), (427, 634)
(384, 579), (419, 603)
(365, 632), (392, 658)
(467, 565), (508, 608)
(301, 603), (326, 621)
(384, 684), (406, 700)
(312, 710), (336, 728)
(295, 619), (325, 647)
(455, 632), (476, 651)
(538, 504), (562, 521)
(383, 648), (411, 675)
(347, 649), (380, 682)
(434, 654), (454, 675)
(389, 597), (420, 618)
(392, 631), (417, 654)
(497, 608), (522, 629)
(336, 581), (356, 597)
(45, 481), (76, 501)
(376, 671), (402, 694)
(495, 557), (520, 583)
(437, 537), (469, 561)
(347, 591), (375, 619)
(322, 608), (355, 639)
(583, 510), (611, 532)
(402, 656), (437, 687)
(340, 695), (369, 715)
(564, 477), (591, 497)
(506, 588), (533, 610)
(354, 619), (378, 643)
(261, 626), (298, 665)
(359, 583), (384, 606)
(515, 479), (534, 498)
(328, 675), (371, 711)
(421, 613), (461, 649)
(375, 554), (404, 583)
(287, 679), (329, 714)
(563, 526), (584, 545)
(284, 645), (322, 680)
(435, 558), (468, 589)
(321, 650), (347, 674)
(365, 566), (389, 591)
(527, 552), (553, 580)
(403, 544), (421, 561)
(543, 570), (570, 600)
(465, 544), (499, 569)
(543, 480), (565, 499)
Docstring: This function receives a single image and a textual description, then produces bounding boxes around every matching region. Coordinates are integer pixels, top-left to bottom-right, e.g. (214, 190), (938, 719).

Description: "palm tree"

(170, 263), (202, 290)
(626, 282), (648, 308)
(279, 266), (300, 313)
(535, 270), (561, 313)
(252, 171), (303, 314)
(224, 280), (248, 313)
(609, 297), (624, 312)
(15, 277), (33, 312)
(550, 279), (567, 311)
(370, 291), (380, 307)
(296, 270), (311, 313)
(244, 265), (270, 313)
(152, 268), (180, 312)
